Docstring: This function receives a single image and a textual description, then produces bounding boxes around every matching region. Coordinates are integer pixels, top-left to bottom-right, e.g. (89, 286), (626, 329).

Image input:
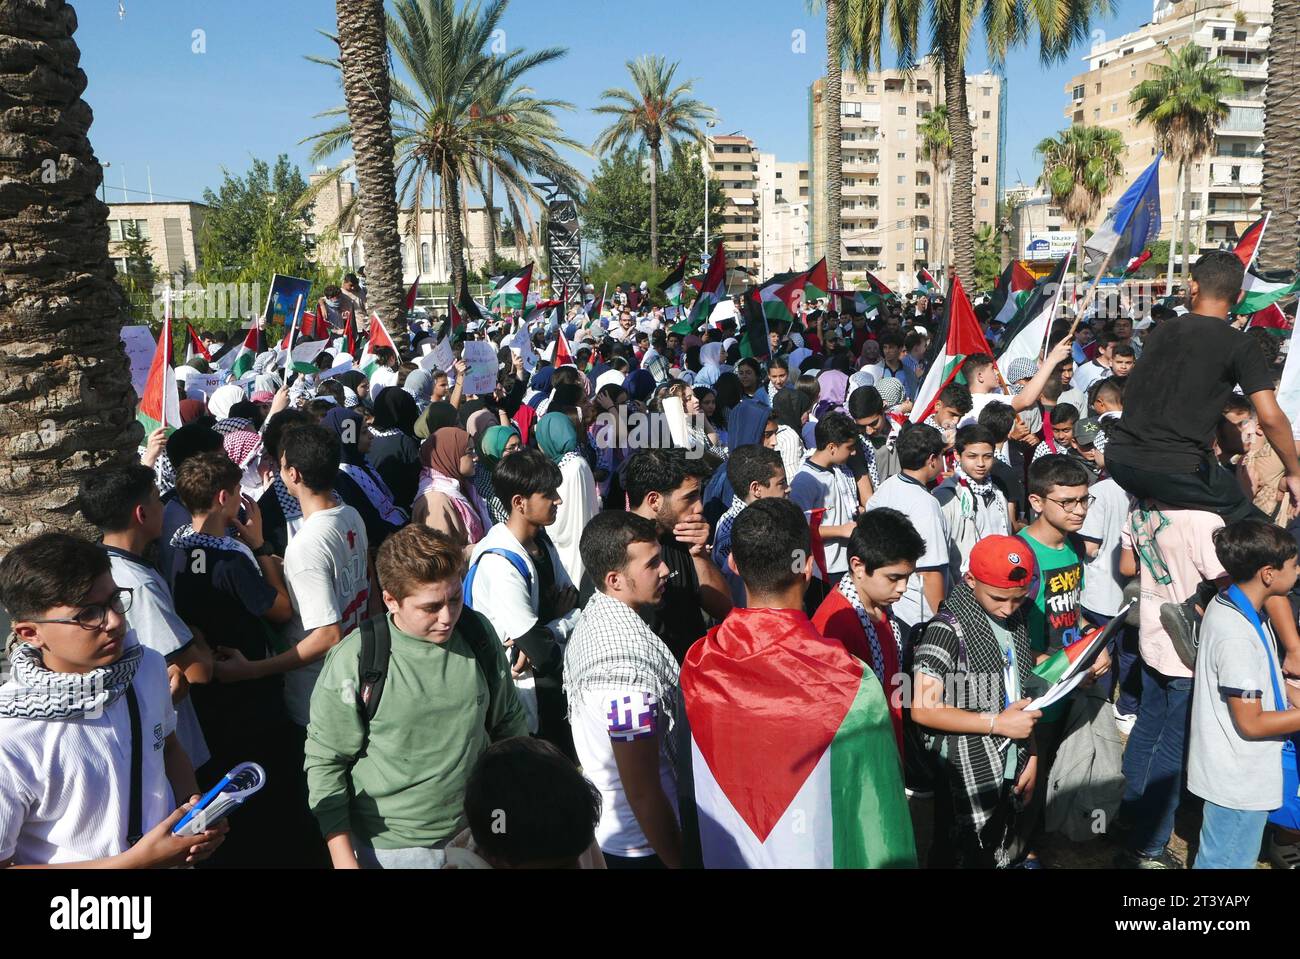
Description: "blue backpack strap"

(464, 548), (533, 609)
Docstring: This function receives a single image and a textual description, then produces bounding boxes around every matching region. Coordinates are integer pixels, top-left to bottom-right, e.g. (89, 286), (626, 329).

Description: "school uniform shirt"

(1188, 594), (1286, 811)
(0, 646), (176, 865)
(1077, 478), (1131, 618)
(106, 547), (209, 770)
(282, 503), (370, 727)
(774, 424), (807, 490)
(962, 392), (1013, 428)
(875, 362), (919, 401)
(1016, 529), (1084, 655)
(933, 474), (1010, 576)
(155, 495), (191, 589)
(790, 459), (860, 576)
(865, 473), (951, 628)
(1071, 359), (1110, 398)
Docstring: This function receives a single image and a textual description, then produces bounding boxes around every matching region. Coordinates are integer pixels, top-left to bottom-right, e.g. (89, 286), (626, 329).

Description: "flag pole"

(1039, 250), (1075, 362)
(160, 288), (170, 432)
(283, 293), (304, 376)
(1065, 241), (1117, 341)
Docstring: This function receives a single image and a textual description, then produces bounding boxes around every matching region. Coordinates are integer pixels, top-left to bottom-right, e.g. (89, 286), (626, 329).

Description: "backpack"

(463, 547), (533, 610)
(355, 610), (503, 741)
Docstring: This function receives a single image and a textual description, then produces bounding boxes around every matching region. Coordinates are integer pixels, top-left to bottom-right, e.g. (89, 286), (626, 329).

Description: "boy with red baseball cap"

(911, 535), (1043, 868)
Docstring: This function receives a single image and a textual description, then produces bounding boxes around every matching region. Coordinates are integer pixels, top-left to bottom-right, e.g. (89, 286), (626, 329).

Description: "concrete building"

(105, 201), (207, 282)
(307, 172), (532, 284)
(1005, 183), (1075, 264)
(1062, 0), (1272, 267)
(706, 135), (762, 277)
(757, 153), (811, 274)
(809, 59), (1004, 290)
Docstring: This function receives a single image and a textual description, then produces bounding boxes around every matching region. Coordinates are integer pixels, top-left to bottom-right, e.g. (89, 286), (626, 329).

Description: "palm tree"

(846, 0), (1114, 286)
(592, 56), (717, 269)
(1036, 125), (1127, 288)
(305, 0), (586, 303)
(334, 0), (405, 325)
(918, 104), (952, 281)
(1130, 42), (1240, 292)
(1260, 1), (1298, 273)
(0, 0), (141, 547)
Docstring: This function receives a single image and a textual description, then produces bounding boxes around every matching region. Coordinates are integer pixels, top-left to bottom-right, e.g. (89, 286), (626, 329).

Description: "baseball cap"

(969, 535), (1037, 589)
(1075, 417), (1104, 448)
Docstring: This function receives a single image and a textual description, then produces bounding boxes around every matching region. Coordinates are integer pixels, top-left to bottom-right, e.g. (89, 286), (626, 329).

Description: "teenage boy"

(865, 423), (951, 638)
(877, 332), (919, 400)
(1107, 250), (1300, 523)
(912, 536), (1043, 868)
(565, 512), (680, 868)
(1110, 342), (1136, 381)
(627, 448), (733, 663)
(78, 465), (212, 771)
(467, 448), (581, 754)
(935, 424), (1011, 576)
(0, 533), (226, 867)
(1032, 403), (1079, 462)
(812, 507), (925, 754)
(790, 412), (861, 603)
(961, 338), (1072, 426)
(211, 424), (369, 731)
(714, 444), (789, 607)
(1090, 379), (1124, 420)
(170, 451), (301, 867)
(678, 498), (915, 868)
(305, 524), (528, 868)
(1072, 331), (1116, 396)
(1190, 520), (1300, 869)
(849, 385), (902, 487)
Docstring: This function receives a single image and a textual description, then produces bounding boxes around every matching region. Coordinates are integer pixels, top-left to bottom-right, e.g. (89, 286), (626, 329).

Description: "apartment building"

(706, 135), (762, 276)
(1062, 0), (1272, 266)
(105, 201), (207, 282)
(757, 153), (811, 274)
(809, 59), (1004, 290)
(1005, 183), (1075, 265)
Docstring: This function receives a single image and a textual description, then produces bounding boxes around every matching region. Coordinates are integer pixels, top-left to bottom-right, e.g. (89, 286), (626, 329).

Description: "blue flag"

(1084, 155), (1162, 274)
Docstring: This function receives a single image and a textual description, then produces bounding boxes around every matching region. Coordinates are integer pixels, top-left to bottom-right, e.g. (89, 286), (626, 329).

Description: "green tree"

(592, 55), (718, 268)
(918, 104), (951, 279)
(584, 253), (671, 306)
(115, 221), (155, 321)
(305, 0), (586, 303)
(1261, 0), (1298, 271)
(1130, 42), (1240, 291)
(973, 223), (1001, 290)
(1036, 125), (1127, 287)
(198, 156), (316, 286)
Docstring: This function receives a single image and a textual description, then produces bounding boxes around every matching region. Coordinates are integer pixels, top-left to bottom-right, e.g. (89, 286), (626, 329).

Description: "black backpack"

(355, 610), (503, 741)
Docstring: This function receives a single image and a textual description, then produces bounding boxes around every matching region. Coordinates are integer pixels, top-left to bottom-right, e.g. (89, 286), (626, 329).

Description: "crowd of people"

(2, 250), (1300, 871)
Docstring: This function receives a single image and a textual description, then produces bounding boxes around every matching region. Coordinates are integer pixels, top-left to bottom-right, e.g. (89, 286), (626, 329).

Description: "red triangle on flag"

(553, 327), (574, 367)
(1010, 261), (1036, 293)
(1233, 212), (1270, 271)
(185, 322), (211, 362)
(404, 278), (419, 313)
(368, 312), (397, 352)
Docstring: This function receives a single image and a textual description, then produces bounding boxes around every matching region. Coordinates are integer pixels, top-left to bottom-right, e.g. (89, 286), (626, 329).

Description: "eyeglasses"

(1044, 494), (1094, 513)
(27, 587), (133, 631)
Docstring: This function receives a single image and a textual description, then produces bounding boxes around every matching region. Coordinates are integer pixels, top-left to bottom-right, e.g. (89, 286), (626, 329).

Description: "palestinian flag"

(910, 275), (996, 423)
(287, 339), (329, 375)
(342, 309), (358, 358)
(224, 324), (266, 377)
(678, 609), (916, 869)
(1232, 212), (1270, 271)
(997, 251), (1073, 371)
(587, 283), (607, 323)
(863, 270), (895, 300)
(137, 313), (180, 434)
(803, 256), (829, 302)
(831, 288), (881, 318)
(1245, 302), (1291, 336)
(1033, 626), (1103, 685)
(523, 298), (564, 325)
(990, 261), (1036, 328)
(184, 323), (211, 363)
(404, 277), (420, 314)
(440, 294), (466, 345)
(659, 254), (688, 306)
(359, 312), (399, 377)
(915, 268), (939, 295)
(487, 263), (533, 314)
(740, 287), (769, 359)
(685, 241), (728, 330)
(1233, 268), (1300, 315)
(1122, 250), (1152, 278)
(551, 326), (574, 367)
(758, 271), (805, 326)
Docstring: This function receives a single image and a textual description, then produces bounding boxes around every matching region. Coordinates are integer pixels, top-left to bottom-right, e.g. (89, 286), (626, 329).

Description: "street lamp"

(703, 120), (718, 268)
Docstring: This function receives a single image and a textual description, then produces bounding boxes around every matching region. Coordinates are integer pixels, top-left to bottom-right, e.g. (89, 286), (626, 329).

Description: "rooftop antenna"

(121, 165), (127, 203)
(146, 165), (154, 202)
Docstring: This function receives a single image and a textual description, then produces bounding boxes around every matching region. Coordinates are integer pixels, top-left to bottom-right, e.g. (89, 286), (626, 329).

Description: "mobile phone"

(172, 762), (266, 837)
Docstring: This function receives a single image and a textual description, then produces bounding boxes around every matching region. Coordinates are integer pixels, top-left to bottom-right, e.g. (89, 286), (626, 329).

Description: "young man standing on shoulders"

(306, 525), (527, 868)
(565, 512), (680, 869)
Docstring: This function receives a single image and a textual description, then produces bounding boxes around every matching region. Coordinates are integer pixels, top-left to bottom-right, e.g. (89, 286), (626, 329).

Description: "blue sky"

(77, 0), (1155, 206)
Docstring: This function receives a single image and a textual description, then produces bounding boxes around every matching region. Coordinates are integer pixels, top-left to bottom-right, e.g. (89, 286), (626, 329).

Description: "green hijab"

(479, 425), (520, 470)
(536, 411), (579, 464)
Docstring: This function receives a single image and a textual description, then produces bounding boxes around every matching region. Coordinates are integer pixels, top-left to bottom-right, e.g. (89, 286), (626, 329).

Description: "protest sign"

(120, 325), (157, 398)
(419, 337), (455, 373)
(460, 340), (499, 396)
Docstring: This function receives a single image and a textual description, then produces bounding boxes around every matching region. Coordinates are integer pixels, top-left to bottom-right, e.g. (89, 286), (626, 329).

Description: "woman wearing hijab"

(414, 399), (459, 440)
(524, 365), (554, 411)
(464, 407), (497, 446)
(208, 383), (246, 422)
(536, 411), (600, 587)
(178, 398), (206, 425)
(413, 426), (491, 551)
(695, 340), (728, 388)
(815, 369), (850, 420)
(772, 387), (813, 484)
(368, 386), (422, 512)
(323, 407), (407, 547)
(473, 424), (520, 525)
(735, 357), (770, 408)
(402, 368), (435, 412)
(703, 397), (772, 526)
(622, 369), (655, 409)
(711, 372), (743, 445)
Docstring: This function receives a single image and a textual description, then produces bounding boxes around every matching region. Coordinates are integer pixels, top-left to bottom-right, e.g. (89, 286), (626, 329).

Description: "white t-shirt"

(790, 460), (859, 575)
(0, 646), (177, 865)
(866, 473), (951, 627)
(108, 549), (209, 770)
(962, 392), (1013, 427)
(1071, 359), (1110, 398)
(1078, 478), (1132, 618)
(282, 503), (370, 726)
(570, 686), (679, 858)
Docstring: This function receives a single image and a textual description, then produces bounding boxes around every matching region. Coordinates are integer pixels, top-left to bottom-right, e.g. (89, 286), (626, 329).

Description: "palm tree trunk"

(484, 161), (496, 274)
(1260, 0), (1299, 272)
(825, 0), (842, 283)
(649, 144), (660, 268)
(443, 169), (469, 302)
(335, 0), (405, 324)
(0, 0), (141, 547)
(1167, 160), (1184, 295)
(932, 158), (940, 277)
(941, 18), (975, 287)
(1180, 156), (1195, 284)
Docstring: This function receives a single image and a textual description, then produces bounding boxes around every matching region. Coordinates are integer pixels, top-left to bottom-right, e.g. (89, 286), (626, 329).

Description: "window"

(1234, 29), (1247, 41)
(1213, 27), (1226, 40)
(980, 177), (989, 186)
(897, 106), (907, 116)
(1111, 103), (1118, 114)
(980, 198), (989, 208)
(896, 263), (905, 272)
(896, 242), (903, 251)
(846, 83), (855, 94)
(896, 152), (906, 161)
(842, 101), (862, 117)
(981, 87), (992, 97)
(896, 197), (906, 207)
(1130, 66), (1137, 79)
(982, 110), (991, 120)
(1072, 84), (1085, 100)
(897, 128), (908, 139)
(897, 175), (906, 184)
(421, 242), (431, 273)
(866, 84), (876, 94)
(1095, 82), (1101, 94)
(982, 131), (990, 141)
(981, 155), (989, 164)
(1093, 108), (1101, 121)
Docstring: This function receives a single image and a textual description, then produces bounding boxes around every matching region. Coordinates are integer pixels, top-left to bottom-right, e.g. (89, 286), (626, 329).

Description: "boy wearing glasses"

(0, 533), (227, 867)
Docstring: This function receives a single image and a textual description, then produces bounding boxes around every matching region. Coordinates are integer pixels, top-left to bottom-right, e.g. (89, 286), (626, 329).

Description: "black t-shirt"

(643, 533), (708, 664)
(991, 454), (1025, 518)
(1107, 313), (1273, 472)
(368, 432), (421, 514)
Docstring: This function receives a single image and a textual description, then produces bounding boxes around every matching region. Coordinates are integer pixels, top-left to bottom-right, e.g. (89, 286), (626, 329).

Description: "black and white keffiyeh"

(836, 575), (892, 684)
(713, 495), (745, 570)
(270, 475), (303, 523)
(0, 640), (143, 720)
(170, 524), (258, 568)
(340, 463), (408, 526)
(954, 463), (999, 506)
(564, 591), (681, 763)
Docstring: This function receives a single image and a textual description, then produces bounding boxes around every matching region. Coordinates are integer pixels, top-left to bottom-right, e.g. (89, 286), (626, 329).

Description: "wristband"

(252, 542), (274, 558)
(988, 713), (997, 736)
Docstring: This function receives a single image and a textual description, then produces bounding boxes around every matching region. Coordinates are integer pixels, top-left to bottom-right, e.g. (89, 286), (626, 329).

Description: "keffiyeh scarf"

(836, 575), (893, 685)
(270, 475), (303, 523)
(170, 523), (258, 568)
(954, 463), (999, 507)
(0, 641), (144, 720)
(340, 463), (408, 526)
